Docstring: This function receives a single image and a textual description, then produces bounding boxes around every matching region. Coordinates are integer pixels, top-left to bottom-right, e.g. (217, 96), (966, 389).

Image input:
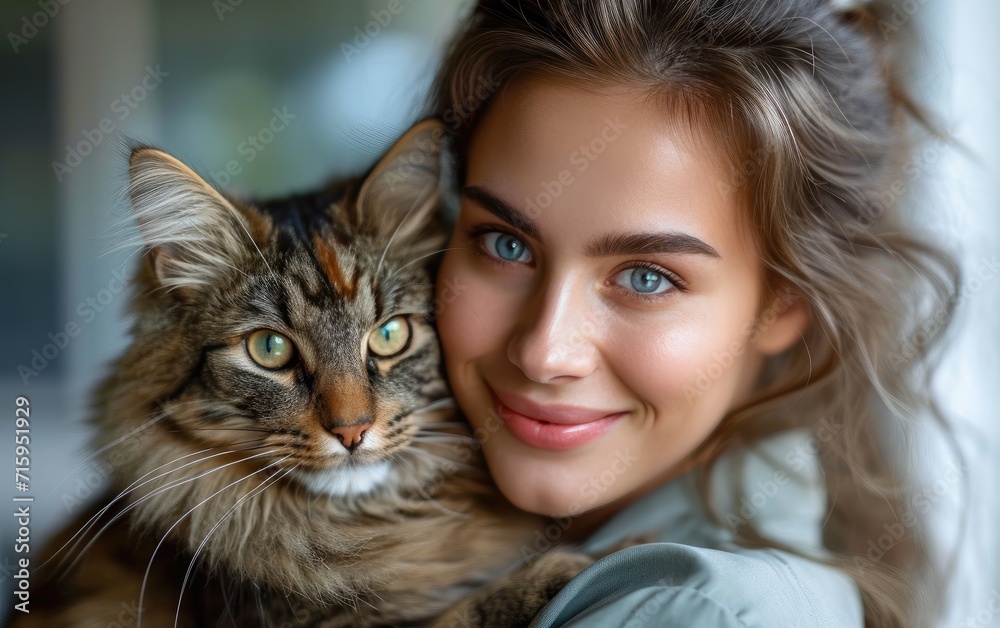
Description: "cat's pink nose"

(328, 423), (369, 452)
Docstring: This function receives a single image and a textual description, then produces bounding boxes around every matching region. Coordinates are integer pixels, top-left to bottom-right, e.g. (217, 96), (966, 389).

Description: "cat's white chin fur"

(295, 460), (393, 498)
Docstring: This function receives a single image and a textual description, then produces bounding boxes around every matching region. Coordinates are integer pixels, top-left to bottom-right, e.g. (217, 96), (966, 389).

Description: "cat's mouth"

(291, 460), (393, 498)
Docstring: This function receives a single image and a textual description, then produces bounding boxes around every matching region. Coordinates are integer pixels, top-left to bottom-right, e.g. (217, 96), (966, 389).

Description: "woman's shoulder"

(529, 542), (863, 627)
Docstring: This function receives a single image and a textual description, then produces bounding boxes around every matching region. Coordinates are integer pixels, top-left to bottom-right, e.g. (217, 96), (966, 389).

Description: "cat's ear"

(355, 119), (446, 250)
(127, 147), (267, 299)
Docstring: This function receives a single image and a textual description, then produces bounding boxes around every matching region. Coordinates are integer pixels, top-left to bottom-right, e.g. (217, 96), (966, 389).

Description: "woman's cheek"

(608, 315), (746, 412)
(613, 329), (688, 409)
(437, 262), (474, 359)
(439, 271), (504, 351)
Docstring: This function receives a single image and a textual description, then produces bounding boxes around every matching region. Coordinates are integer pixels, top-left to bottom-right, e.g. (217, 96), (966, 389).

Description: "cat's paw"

(430, 551), (593, 628)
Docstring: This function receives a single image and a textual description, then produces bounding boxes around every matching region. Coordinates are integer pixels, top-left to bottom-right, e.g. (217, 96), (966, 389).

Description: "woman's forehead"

(465, 76), (754, 261)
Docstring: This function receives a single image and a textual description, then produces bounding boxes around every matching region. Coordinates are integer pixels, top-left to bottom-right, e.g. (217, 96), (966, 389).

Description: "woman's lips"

(491, 388), (626, 451)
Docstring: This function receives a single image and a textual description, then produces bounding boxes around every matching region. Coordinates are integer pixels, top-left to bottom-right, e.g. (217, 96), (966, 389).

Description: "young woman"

(428, 0), (962, 626)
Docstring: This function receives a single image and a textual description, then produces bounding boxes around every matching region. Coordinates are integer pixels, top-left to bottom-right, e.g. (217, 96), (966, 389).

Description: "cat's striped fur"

(17, 121), (600, 627)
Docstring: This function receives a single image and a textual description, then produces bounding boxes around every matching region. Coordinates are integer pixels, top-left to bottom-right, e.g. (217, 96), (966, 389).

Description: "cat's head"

(115, 120), (459, 500)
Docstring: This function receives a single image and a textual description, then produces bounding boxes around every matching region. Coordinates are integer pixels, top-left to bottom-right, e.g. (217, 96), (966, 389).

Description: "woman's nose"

(506, 275), (599, 383)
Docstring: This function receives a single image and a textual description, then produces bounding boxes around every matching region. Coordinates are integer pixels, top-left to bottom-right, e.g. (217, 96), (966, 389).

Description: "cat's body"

(16, 121), (597, 627)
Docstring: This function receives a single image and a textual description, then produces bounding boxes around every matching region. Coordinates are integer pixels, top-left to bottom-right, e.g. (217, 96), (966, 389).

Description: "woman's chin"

(485, 454), (607, 521)
(503, 486), (584, 521)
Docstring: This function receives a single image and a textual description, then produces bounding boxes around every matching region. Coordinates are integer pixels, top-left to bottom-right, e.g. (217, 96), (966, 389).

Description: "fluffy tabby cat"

(18, 120), (609, 627)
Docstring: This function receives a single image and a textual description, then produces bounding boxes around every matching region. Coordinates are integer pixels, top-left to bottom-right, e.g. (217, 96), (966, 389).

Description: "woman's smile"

(490, 385), (629, 451)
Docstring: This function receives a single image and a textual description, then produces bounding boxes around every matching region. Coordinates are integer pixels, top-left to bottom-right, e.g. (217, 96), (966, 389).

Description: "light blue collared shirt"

(529, 429), (864, 627)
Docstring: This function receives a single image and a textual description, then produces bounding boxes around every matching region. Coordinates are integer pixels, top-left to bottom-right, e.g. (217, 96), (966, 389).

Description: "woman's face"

(435, 77), (808, 524)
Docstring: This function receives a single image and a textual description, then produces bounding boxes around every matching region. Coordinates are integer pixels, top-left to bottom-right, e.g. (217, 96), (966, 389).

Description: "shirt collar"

(580, 428), (829, 557)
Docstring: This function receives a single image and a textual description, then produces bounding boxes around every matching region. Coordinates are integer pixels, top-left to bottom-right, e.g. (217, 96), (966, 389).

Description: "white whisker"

(394, 455), (468, 519)
(173, 462), (300, 628)
(137, 454), (292, 628)
(59, 448), (280, 579)
(413, 396), (457, 412)
(385, 247), (472, 282)
(416, 420), (471, 431)
(47, 412), (167, 496)
(42, 444), (253, 573)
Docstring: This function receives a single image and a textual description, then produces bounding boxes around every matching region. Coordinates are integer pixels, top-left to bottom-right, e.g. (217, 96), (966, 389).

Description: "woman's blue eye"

(483, 232), (533, 263)
(615, 267), (672, 295)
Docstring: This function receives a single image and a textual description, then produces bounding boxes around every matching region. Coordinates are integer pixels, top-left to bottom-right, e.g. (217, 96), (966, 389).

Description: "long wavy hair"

(428, 1), (964, 626)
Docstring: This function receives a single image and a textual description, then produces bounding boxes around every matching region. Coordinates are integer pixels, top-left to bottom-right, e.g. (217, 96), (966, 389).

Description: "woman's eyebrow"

(460, 184), (721, 259)
(462, 185), (541, 239)
(585, 232), (721, 259)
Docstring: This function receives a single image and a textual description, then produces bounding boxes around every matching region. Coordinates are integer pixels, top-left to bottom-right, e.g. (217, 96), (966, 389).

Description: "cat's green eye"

(246, 330), (296, 370)
(368, 316), (411, 358)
